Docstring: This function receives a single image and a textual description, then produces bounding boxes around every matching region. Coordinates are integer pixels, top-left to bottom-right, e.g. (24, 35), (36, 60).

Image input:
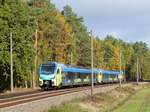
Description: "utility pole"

(10, 32), (13, 92)
(91, 31), (94, 96)
(119, 51), (122, 87)
(124, 63), (126, 82)
(136, 57), (139, 85)
(70, 52), (73, 65)
(139, 59), (141, 80)
(33, 29), (38, 89)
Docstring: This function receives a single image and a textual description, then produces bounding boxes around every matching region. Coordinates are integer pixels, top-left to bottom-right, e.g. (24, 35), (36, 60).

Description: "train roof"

(41, 61), (121, 75)
(60, 63), (96, 74)
(101, 69), (120, 75)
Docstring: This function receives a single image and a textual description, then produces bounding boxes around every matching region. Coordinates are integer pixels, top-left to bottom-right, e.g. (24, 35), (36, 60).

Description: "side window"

(77, 73), (80, 78)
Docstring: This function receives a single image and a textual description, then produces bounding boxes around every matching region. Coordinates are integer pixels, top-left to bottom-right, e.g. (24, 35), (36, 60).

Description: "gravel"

(0, 83), (131, 112)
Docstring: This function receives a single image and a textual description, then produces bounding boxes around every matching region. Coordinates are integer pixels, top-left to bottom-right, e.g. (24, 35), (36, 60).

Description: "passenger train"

(39, 62), (123, 90)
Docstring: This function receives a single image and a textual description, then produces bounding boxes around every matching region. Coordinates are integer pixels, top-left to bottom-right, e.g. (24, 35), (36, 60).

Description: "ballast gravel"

(0, 84), (131, 112)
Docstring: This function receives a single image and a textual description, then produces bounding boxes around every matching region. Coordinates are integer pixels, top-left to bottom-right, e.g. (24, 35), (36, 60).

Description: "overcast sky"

(52, 0), (150, 46)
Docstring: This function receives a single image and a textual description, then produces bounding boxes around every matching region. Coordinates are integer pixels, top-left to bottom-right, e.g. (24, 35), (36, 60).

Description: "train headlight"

(39, 78), (43, 86)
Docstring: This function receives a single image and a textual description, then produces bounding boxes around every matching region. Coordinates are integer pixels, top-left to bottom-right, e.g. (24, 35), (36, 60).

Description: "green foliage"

(0, 0), (150, 91)
(129, 42), (150, 80)
(63, 5), (91, 66)
(102, 35), (150, 80)
(0, 0), (35, 90)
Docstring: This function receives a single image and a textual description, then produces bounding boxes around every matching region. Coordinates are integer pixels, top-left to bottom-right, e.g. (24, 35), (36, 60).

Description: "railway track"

(0, 89), (42, 99)
(0, 83), (118, 108)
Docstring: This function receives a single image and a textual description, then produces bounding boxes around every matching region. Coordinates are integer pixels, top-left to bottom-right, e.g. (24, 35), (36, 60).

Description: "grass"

(48, 84), (150, 112)
(49, 103), (88, 112)
(113, 87), (150, 112)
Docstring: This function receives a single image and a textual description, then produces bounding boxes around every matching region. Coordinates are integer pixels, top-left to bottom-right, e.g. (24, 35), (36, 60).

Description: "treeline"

(0, 0), (150, 91)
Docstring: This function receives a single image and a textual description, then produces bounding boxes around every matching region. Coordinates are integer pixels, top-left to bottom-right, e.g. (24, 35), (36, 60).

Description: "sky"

(52, 0), (150, 46)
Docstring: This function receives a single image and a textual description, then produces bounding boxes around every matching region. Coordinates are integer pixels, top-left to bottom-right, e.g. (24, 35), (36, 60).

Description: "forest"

(0, 0), (150, 91)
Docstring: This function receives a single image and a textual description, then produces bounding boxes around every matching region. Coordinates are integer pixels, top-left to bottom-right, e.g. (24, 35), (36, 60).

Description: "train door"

(97, 71), (102, 83)
(56, 67), (62, 87)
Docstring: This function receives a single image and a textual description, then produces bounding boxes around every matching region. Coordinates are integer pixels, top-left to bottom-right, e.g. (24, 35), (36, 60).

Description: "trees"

(37, 11), (75, 64)
(103, 35), (121, 70)
(0, 1), (150, 91)
(93, 37), (104, 68)
(62, 5), (91, 67)
(29, 0), (75, 64)
(130, 42), (150, 80)
(102, 35), (150, 80)
(0, 0), (35, 90)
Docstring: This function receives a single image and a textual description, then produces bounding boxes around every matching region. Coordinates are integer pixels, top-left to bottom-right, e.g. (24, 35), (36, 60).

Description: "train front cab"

(39, 62), (63, 90)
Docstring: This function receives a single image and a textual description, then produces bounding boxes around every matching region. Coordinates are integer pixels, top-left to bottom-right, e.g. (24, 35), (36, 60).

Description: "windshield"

(41, 63), (56, 74)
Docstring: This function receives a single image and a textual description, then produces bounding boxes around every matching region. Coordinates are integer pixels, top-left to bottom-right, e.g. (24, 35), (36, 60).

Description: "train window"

(77, 73), (80, 78)
(41, 63), (55, 74)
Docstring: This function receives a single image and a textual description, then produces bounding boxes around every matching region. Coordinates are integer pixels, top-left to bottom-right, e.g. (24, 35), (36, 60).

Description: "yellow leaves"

(55, 13), (66, 26)
(113, 46), (120, 63)
(36, 10), (76, 64)
(92, 37), (104, 68)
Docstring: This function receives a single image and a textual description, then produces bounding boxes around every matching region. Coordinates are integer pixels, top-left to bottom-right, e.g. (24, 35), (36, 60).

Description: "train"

(39, 62), (123, 90)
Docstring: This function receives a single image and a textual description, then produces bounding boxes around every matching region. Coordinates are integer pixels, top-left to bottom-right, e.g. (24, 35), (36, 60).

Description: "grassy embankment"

(113, 86), (150, 112)
(48, 83), (150, 112)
